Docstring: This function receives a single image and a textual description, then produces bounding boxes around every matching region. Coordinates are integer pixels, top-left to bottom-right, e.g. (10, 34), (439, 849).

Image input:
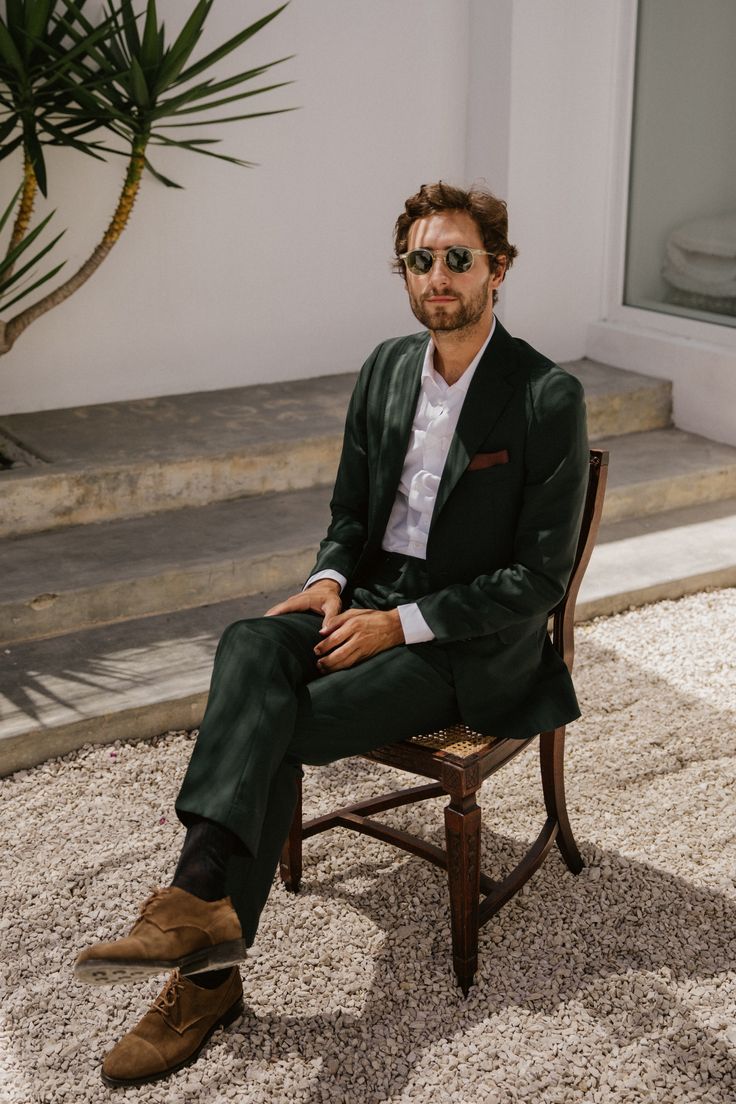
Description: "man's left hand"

(313, 608), (404, 673)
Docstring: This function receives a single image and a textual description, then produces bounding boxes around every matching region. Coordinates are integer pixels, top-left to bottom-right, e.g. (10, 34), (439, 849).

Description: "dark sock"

(189, 967), (235, 990)
(172, 815), (240, 902)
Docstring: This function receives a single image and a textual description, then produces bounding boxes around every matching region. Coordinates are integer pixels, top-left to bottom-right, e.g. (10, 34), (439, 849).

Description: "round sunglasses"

(400, 245), (497, 276)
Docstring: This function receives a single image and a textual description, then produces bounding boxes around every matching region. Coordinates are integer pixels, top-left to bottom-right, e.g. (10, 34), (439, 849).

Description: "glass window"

(625, 0), (736, 328)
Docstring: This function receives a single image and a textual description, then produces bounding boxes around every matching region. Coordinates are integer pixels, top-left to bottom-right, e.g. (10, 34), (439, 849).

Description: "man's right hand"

(263, 579), (343, 631)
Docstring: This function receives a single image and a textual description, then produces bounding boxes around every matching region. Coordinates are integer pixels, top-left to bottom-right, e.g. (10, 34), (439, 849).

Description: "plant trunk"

(0, 136), (148, 356)
(5, 156), (38, 271)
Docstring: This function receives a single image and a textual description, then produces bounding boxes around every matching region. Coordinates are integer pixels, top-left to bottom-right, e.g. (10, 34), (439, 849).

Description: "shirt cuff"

(303, 570), (347, 593)
(397, 602), (436, 644)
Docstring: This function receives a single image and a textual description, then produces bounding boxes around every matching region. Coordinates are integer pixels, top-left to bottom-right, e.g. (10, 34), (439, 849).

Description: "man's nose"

(428, 255), (451, 284)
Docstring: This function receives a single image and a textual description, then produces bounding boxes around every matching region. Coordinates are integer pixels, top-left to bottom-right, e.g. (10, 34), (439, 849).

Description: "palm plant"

(0, 1), (114, 265)
(0, 188), (65, 311)
(0, 0), (292, 355)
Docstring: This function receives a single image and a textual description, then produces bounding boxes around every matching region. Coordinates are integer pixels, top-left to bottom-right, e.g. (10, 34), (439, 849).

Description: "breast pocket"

(466, 448), (510, 472)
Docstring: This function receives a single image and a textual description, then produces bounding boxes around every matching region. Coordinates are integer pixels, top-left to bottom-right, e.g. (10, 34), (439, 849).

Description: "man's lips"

(425, 295), (457, 303)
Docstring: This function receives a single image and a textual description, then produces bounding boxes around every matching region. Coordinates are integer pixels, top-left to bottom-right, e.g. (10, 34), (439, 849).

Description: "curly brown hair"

(393, 181), (518, 304)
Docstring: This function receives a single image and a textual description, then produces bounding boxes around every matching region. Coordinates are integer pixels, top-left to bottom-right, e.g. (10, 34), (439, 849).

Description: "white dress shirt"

(305, 318), (496, 643)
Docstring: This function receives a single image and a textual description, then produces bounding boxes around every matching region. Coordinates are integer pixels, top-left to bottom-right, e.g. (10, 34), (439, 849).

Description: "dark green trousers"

(175, 552), (460, 945)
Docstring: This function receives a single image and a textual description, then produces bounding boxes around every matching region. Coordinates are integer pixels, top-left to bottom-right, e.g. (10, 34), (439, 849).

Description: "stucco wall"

(1, 0), (471, 413)
(4, 0), (732, 445)
(487, 0), (621, 363)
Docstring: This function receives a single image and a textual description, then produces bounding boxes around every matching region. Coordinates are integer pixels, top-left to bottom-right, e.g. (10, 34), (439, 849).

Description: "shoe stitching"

(136, 886), (172, 922)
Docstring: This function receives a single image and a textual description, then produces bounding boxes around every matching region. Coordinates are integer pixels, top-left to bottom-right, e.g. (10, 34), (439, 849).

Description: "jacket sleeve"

(416, 371), (589, 642)
(303, 347), (377, 583)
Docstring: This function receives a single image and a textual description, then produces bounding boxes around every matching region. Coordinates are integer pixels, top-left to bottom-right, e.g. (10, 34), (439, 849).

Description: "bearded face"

(402, 210), (501, 339)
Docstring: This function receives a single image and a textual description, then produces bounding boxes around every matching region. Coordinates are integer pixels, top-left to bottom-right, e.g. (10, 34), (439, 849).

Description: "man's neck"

(430, 312), (494, 386)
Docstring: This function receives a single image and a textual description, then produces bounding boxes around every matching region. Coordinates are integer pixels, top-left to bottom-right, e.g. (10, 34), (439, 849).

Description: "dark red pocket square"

(467, 448), (509, 471)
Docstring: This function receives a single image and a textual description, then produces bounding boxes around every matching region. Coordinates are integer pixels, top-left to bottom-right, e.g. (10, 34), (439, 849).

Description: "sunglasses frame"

(399, 245), (497, 275)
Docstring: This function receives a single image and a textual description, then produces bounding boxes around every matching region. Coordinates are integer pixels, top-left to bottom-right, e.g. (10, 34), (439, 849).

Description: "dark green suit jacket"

(306, 319), (589, 739)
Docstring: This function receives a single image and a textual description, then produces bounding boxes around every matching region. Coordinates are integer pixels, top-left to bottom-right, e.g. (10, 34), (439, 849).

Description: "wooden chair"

(280, 449), (609, 994)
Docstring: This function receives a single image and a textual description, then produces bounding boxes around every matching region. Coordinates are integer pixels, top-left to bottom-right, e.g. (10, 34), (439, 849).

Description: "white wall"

(1, 0), (470, 413)
(481, 0), (622, 362)
(5, 0), (732, 444)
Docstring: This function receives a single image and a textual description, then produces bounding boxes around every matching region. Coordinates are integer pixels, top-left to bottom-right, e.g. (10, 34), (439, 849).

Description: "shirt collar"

(421, 314), (497, 395)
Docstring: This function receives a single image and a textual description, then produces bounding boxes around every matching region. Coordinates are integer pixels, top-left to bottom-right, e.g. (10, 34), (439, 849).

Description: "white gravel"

(1, 588), (735, 1104)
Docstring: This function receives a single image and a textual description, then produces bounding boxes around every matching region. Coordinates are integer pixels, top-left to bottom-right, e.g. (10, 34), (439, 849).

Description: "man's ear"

(493, 255), (508, 286)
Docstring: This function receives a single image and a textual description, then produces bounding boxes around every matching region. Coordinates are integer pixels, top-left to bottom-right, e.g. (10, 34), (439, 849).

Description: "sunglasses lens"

(406, 249), (433, 275)
(446, 247), (474, 273)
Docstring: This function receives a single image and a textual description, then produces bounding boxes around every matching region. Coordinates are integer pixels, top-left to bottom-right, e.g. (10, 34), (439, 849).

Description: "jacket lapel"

(369, 335), (427, 539)
(429, 319), (519, 533)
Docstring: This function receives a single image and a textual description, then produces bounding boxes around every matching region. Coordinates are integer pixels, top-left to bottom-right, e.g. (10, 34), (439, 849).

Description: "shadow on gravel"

(206, 840), (735, 1103)
(1, 633), (734, 1102)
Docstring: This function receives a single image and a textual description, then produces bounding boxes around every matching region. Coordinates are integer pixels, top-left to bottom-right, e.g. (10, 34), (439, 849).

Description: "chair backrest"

(551, 448), (609, 673)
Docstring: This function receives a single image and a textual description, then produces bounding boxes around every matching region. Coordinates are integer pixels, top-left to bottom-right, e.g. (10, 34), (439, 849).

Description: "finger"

(264, 596), (304, 617)
(319, 607), (368, 633)
(317, 640), (359, 672)
(314, 622), (353, 656)
(315, 612), (369, 654)
(320, 598), (343, 631)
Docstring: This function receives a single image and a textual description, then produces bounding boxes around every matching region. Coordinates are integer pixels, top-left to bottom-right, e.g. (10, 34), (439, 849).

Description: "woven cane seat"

(407, 722), (496, 758)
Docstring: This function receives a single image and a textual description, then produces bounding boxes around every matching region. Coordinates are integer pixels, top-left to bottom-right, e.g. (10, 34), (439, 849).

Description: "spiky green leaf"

(0, 18), (24, 73)
(140, 0), (161, 72)
(24, 126), (48, 196)
(157, 106), (296, 128)
(129, 55), (150, 108)
(0, 186), (22, 236)
(0, 228), (66, 293)
(26, 0), (54, 43)
(172, 4), (288, 87)
(143, 155), (184, 188)
(1, 260), (66, 310)
(156, 80), (292, 119)
(0, 209), (61, 276)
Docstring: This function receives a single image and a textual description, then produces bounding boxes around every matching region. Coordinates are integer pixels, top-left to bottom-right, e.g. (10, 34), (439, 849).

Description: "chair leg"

(279, 772), (303, 892)
(539, 726), (584, 874)
(444, 792), (482, 996)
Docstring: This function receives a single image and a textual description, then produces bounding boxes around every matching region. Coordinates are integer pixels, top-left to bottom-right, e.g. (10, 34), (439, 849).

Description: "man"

(75, 182), (589, 1087)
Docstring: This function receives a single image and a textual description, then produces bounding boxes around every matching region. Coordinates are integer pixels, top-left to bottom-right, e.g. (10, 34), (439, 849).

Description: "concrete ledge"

(601, 428), (736, 522)
(1, 486), (331, 645)
(566, 358), (671, 438)
(0, 361), (672, 536)
(0, 693), (207, 777)
(0, 437), (342, 539)
(0, 593), (279, 778)
(578, 499), (736, 618)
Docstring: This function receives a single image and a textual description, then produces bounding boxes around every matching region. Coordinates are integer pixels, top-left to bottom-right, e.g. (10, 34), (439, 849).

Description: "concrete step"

(600, 427), (736, 522)
(1, 486), (331, 646)
(3, 425), (735, 646)
(0, 375), (352, 539)
(565, 358), (671, 439)
(0, 359), (669, 537)
(0, 592), (290, 777)
(3, 493), (733, 776)
(578, 498), (736, 619)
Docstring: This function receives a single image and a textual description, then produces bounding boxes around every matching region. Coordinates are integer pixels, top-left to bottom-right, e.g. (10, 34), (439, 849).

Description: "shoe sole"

(74, 938), (248, 985)
(100, 994), (245, 1087)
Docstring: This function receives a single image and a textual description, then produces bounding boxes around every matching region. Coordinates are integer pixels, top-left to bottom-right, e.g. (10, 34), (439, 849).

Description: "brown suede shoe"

(74, 886), (247, 985)
(101, 968), (243, 1087)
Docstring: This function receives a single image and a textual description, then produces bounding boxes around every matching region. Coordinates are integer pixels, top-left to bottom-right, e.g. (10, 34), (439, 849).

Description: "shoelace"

(152, 970), (185, 1020)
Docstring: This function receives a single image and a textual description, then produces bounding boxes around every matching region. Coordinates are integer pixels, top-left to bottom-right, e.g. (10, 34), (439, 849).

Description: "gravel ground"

(1, 588), (735, 1104)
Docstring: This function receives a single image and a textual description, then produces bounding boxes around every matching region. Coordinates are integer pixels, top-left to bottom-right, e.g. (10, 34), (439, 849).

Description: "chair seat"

(406, 721), (497, 758)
